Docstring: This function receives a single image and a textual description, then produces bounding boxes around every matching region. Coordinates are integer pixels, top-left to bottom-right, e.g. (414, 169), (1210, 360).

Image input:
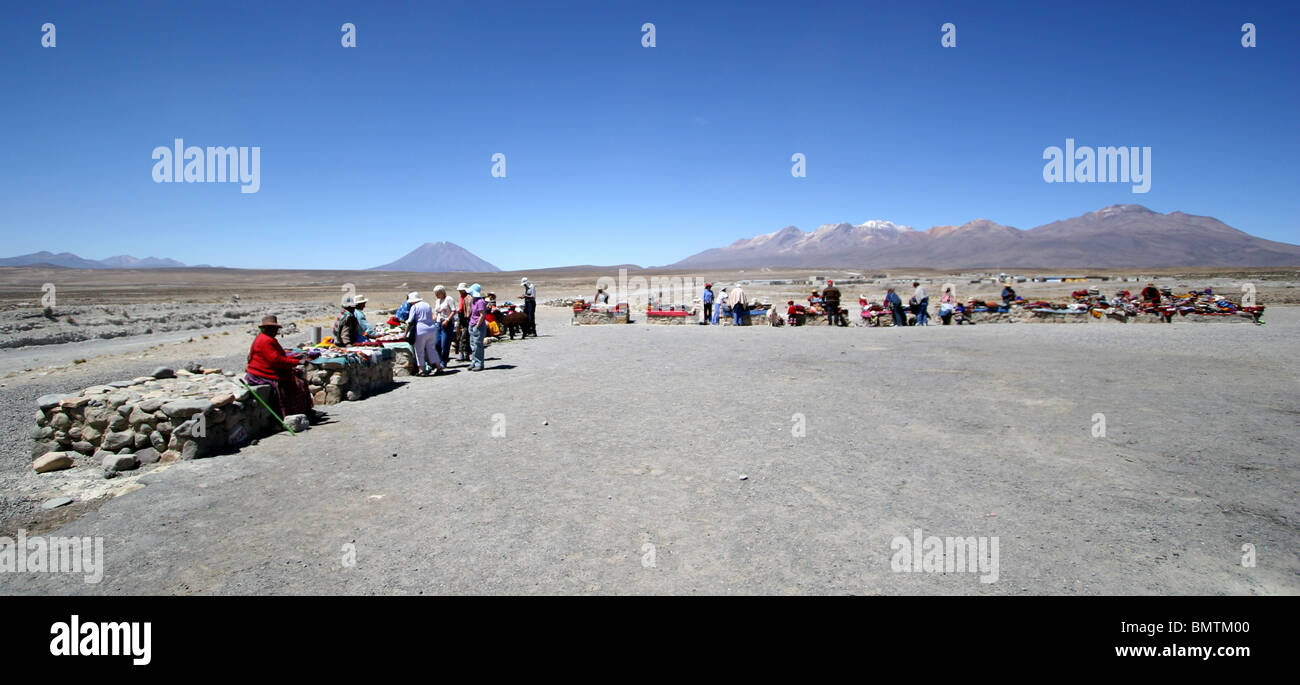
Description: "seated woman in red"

(245, 315), (317, 423)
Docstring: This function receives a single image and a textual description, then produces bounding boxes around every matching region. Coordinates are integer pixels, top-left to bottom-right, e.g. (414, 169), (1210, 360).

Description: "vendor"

(594, 287), (610, 304)
(1141, 282), (1161, 304)
(1001, 284), (1017, 307)
(333, 296), (361, 346)
(245, 315), (317, 423)
(353, 296), (375, 340)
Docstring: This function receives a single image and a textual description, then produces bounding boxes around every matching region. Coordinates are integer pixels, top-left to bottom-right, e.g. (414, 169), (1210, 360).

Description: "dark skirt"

(244, 371), (313, 418)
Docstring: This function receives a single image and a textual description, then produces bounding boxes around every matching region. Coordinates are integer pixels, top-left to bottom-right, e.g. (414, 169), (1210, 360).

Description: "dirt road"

(1, 307), (1296, 594)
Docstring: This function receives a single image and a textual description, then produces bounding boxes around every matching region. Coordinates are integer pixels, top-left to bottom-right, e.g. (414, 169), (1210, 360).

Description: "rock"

(134, 447), (161, 465)
(133, 432), (151, 449)
(68, 426), (82, 440)
(108, 414), (128, 431)
(43, 497), (75, 509)
(109, 380), (133, 388)
(156, 421), (173, 434)
(33, 452), (73, 473)
(81, 425), (102, 444)
(181, 440), (201, 460)
(203, 368), (223, 375)
(184, 361), (203, 374)
(739, 475), (749, 480)
(84, 408), (110, 429)
(128, 406), (154, 427)
(162, 399), (212, 418)
(285, 414), (310, 432)
(345, 390), (360, 401)
(71, 441), (94, 455)
(102, 453), (139, 471)
(325, 386), (342, 403)
(37, 394), (69, 410)
(101, 431), (134, 452)
(131, 376), (154, 384)
(59, 396), (90, 409)
(117, 403), (135, 416)
(31, 425), (54, 440)
(210, 393), (235, 408)
(139, 398), (165, 413)
(149, 431), (167, 451)
(152, 367), (176, 379)
(31, 440), (57, 459)
(103, 470), (118, 479)
(160, 450), (181, 463)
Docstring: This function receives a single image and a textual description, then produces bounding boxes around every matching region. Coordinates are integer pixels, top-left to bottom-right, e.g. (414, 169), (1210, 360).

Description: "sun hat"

(406, 291), (422, 303)
(521, 277), (530, 284)
(456, 283), (468, 291)
(341, 294), (356, 307)
(468, 283), (484, 298)
(259, 315), (281, 328)
(353, 296), (368, 305)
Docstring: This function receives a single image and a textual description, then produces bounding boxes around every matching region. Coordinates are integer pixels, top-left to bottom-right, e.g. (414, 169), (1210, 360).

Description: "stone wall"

(572, 309), (629, 325)
(306, 359), (395, 404)
(31, 368), (284, 472)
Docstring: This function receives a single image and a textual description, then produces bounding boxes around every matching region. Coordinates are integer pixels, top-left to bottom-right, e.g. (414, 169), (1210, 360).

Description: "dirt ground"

(0, 295), (1295, 595)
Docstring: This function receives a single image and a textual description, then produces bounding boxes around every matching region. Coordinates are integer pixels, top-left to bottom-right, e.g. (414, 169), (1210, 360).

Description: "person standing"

(406, 292), (443, 376)
(432, 285), (456, 368)
(1001, 284), (1017, 308)
(521, 277), (537, 337)
(886, 288), (906, 327)
(455, 283), (471, 362)
(701, 283), (714, 323)
(823, 280), (843, 327)
(912, 282), (929, 326)
(712, 288), (725, 325)
(727, 284), (747, 325)
(939, 287), (956, 325)
(468, 283), (488, 371)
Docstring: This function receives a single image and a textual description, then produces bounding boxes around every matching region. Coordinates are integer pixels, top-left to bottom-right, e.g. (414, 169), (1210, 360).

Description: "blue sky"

(2, 0), (1296, 270)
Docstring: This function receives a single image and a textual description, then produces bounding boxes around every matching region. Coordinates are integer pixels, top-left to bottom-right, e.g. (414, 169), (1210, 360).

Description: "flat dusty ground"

(1, 304), (1296, 595)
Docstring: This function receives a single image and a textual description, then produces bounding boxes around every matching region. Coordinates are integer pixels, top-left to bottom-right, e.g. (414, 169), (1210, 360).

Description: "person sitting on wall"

(245, 315), (319, 425)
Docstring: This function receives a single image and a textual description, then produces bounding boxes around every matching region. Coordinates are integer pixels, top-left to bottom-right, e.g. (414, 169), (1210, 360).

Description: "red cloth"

(246, 333), (300, 379)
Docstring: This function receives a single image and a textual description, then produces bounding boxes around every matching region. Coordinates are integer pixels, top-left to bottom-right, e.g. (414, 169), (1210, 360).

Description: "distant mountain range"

(0, 252), (189, 269)
(370, 241), (501, 272)
(668, 205), (1300, 269)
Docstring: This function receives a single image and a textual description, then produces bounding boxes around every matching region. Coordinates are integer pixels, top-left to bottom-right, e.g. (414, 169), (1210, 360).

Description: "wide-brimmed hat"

(406, 291), (422, 303)
(520, 277), (530, 284)
(341, 294), (356, 307)
(468, 283), (484, 298)
(456, 282), (468, 291)
(353, 296), (368, 305)
(259, 315), (281, 329)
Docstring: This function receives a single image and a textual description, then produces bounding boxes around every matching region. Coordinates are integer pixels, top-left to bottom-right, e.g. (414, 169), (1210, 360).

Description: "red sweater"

(246, 333), (300, 379)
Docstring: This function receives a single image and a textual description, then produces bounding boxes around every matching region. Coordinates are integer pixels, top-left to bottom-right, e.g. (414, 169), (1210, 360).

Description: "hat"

(827, 279), (834, 285)
(521, 277), (530, 284)
(259, 315), (281, 329)
(456, 283), (468, 291)
(353, 296), (368, 305)
(468, 283), (484, 298)
(705, 283), (712, 288)
(406, 291), (422, 303)
(341, 294), (356, 307)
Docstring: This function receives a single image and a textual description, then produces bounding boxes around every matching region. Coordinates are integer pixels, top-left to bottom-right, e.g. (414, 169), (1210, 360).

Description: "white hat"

(341, 294), (356, 307)
(406, 291), (422, 303)
(456, 282), (469, 291)
(521, 277), (529, 284)
(353, 296), (368, 305)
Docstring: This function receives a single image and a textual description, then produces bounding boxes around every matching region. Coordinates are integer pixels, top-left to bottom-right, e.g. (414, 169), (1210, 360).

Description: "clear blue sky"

(2, 0), (1296, 270)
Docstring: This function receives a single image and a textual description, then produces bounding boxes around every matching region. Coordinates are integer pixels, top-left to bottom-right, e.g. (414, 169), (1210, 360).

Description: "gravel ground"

(0, 306), (1296, 595)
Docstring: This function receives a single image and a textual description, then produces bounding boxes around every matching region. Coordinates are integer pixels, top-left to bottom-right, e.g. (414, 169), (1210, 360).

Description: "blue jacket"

(702, 289), (714, 304)
(886, 291), (902, 306)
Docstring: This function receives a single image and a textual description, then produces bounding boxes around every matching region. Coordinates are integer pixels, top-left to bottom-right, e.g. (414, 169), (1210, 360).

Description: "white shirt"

(433, 296), (455, 322)
(914, 285), (927, 301)
(523, 283), (536, 298)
